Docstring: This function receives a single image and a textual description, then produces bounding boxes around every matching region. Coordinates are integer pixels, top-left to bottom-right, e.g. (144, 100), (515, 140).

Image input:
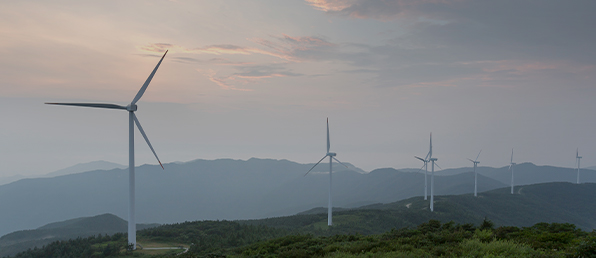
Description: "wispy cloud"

(305, 0), (462, 21)
(139, 34), (337, 62)
(200, 69), (253, 92)
(200, 64), (302, 91)
(137, 34), (337, 90)
(138, 43), (292, 60)
(208, 58), (255, 66)
(305, 0), (356, 12)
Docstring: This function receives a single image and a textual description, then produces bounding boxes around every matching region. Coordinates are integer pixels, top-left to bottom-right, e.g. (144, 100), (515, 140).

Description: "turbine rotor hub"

(126, 104), (138, 111)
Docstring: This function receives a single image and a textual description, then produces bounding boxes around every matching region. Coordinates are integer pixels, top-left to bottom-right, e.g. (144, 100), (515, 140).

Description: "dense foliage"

(8, 233), (129, 258)
(9, 219), (596, 258)
(140, 220), (288, 256)
(217, 219), (596, 257)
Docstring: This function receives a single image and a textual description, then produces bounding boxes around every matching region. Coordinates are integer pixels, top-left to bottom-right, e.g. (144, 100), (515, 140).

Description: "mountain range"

(0, 158), (593, 239)
(0, 160), (125, 186)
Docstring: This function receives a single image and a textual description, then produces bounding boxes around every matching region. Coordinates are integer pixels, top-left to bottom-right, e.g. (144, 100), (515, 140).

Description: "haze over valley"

(1, 158), (594, 238)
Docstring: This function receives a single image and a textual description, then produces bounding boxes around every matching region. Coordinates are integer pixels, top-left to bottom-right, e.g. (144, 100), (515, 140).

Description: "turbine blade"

(326, 118), (330, 153)
(429, 132), (432, 158)
(508, 164), (512, 171)
(332, 157), (349, 168)
(417, 163), (426, 172)
(305, 155), (327, 176)
(467, 158), (475, 163)
(133, 114), (164, 169)
(475, 150), (482, 162)
(577, 148), (579, 159)
(435, 162), (442, 170)
(45, 103), (127, 110)
(131, 50), (168, 105)
(511, 148), (514, 163)
(415, 156), (426, 162)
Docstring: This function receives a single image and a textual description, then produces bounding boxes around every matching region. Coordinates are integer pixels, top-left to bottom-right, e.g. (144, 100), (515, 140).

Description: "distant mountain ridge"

(0, 158), (588, 239)
(0, 158), (505, 237)
(43, 160), (126, 178)
(436, 162), (596, 185)
(0, 160), (125, 186)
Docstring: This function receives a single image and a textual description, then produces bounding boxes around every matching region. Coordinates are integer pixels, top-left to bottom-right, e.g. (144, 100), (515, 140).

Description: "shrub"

(474, 229), (494, 243)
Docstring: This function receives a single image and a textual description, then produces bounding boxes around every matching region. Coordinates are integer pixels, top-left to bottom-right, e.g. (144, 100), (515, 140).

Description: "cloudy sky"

(1, 0), (595, 176)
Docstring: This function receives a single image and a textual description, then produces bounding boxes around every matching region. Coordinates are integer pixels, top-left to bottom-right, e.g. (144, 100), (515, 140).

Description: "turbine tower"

(467, 150), (481, 197)
(509, 149), (516, 194)
(305, 118), (348, 226)
(415, 133), (432, 200)
(46, 51), (168, 249)
(576, 148), (582, 184)
(430, 157), (439, 212)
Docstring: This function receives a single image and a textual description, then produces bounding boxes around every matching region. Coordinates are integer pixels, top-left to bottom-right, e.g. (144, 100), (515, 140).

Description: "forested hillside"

(9, 220), (596, 257)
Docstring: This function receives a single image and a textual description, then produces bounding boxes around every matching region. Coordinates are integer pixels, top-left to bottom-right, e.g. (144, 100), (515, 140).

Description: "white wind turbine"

(415, 133), (432, 200)
(509, 149), (516, 194)
(467, 150), (481, 197)
(422, 133), (441, 212)
(46, 51), (168, 249)
(576, 148), (582, 184)
(305, 118), (348, 226)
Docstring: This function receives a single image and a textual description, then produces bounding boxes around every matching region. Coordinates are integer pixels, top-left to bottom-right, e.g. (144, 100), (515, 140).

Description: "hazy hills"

(43, 160), (126, 178)
(0, 160), (125, 186)
(258, 168), (505, 216)
(3, 182), (595, 257)
(0, 214), (157, 257)
(0, 158), (507, 237)
(0, 158), (591, 239)
(248, 182), (596, 234)
(438, 162), (596, 185)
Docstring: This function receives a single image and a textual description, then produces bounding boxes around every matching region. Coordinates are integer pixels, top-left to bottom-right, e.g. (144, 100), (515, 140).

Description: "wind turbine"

(509, 149), (515, 194)
(423, 133), (441, 212)
(467, 150), (481, 197)
(304, 118), (348, 226)
(46, 51), (168, 249)
(415, 133), (432, 200)
(576, 148), (582, 184)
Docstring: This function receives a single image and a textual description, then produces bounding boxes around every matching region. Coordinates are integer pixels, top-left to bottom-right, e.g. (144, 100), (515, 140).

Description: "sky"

(1, 0), (595, 176)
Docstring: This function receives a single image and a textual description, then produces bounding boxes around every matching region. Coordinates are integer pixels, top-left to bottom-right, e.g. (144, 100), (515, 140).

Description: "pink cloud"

(138, 43), (292, 60)
(138, 34), (334, 90)
(305, 0), (356, 12)
(139, 34), (337, 64)
(200, 69), (254, 92)
(305, 0), (464, 21)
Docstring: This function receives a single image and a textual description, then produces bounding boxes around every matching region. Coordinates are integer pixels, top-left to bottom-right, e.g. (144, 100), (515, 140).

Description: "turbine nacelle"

(327, 152), (337, 157)
(126, 104), (138, 112)
(430, 158), (438, 162)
